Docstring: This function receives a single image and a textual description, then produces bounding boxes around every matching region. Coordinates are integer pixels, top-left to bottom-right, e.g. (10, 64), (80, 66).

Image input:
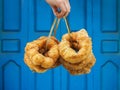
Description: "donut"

(60, 52), (96, 71)
(24, 36), (60, 73)
(59, 29), (92, 64)
(24, 29), (96, 75)
(60, 53), (96, 75)
(69, 68), (90, 75)
(24, 54), (47, 73)
(59, 29), (96, 75)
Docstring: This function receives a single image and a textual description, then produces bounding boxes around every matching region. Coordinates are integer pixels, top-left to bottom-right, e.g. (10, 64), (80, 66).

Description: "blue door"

(0, 0), (120, 90)
(0, 0), (30, 90)
(93, 0), (120, 90)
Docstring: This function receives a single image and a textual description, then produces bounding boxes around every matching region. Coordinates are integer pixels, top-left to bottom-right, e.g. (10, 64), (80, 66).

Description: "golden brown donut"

(69, 68), (90, 75)
(60, 52), (96, 71)
(24, 54), (47, 73)
(24, 36), (60, 73)
(70, 55), (96, 75)
(59, 29), (92, 64)
(62, 55), (95, 75)
(60, 52), (96, 75)
(62, 60), (91, 75)
(59, 29), (96, 75)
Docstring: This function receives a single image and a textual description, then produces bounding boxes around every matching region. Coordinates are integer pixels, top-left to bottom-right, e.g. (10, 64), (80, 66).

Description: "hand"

(46, 0), (71, 18)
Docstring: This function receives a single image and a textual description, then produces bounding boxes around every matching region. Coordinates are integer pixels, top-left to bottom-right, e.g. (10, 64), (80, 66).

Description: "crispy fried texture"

(24, 54), (47, 73)
(60, 53), (96, 75)
(24, 29), (96, 75)
(60, 52), (96, 70)
(24, 36), (60, 73)
(59, 29), (96, 75)
(59, 29), (92, 64)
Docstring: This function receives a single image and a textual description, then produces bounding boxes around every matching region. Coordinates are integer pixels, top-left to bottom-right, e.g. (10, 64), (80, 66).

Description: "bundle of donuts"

(24, 29), (96, 75)
(59, 29), (96, 75)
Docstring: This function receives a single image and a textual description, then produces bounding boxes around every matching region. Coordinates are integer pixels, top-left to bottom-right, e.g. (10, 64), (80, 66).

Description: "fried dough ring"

(59, 29), (92, 64)
(69, 68), (90, 75)
(60, 53), (96, 75)
(63, 61), (91, 75)
(61, 61), (95, 75)
(60, 52), (96, 71)
(24, 36), (60, 72)
(24, 54), (47, 73)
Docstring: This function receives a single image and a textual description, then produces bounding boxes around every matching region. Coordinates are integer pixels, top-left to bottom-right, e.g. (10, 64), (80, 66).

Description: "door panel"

(69, 0), (86, 31)
(93, 0), (120, 90)
(0, 0), (30, 90)
(2, 61), (21, 90)
(4, 0), (20, 30)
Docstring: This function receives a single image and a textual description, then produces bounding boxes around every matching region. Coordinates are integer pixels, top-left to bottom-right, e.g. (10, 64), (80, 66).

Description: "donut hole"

(38, 38), (57, 56)
(38, 47), (49, 56)
(70, 40), (80, 52)
(38, 48), (45, 55)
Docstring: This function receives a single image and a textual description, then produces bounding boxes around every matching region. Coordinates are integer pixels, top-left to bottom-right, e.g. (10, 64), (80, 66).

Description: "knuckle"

(57, 0), (62, 4)
(68, 10), (70, 13)
(63, 9), (67, 13)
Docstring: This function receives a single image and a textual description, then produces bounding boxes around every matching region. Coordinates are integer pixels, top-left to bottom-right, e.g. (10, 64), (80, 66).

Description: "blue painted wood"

(68, 75), (87, 90)
(69, 0), (86, 31)
(0, 0), (30, 90)
(101, 0), (117, 32)
(0, 0), (2, 31)
(35, 0), (53, 32)
(2, 39), (20, 52)
(101, 61), (118, 90)
(0, 0), (120, 90)
(93, 0), (120, 90)
(3, 61), (21, 90)
(101, 40), (119, 53)
(4, 0), (20, 31)
(35, 70), (53, 90)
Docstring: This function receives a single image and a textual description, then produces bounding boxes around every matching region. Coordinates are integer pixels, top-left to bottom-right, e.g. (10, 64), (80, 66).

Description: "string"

(54, 18), (60, 37)
(45, 17), (57, 51)
(64, 17), (72, 41)
(45, 17), (60, 51)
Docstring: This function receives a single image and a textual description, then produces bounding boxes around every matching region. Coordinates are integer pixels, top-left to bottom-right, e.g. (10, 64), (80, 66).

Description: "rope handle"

(45, 17), (71, 51)
(45, 17), (60, 51)
(64, 17), (72, 42)
(54, 18), (60, 37)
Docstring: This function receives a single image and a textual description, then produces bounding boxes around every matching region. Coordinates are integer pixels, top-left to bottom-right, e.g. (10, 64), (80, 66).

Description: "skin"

(45, 0), (71, 18)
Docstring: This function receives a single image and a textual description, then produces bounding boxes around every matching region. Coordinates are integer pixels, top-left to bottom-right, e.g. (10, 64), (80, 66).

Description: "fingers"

(52, 0), (71, 18)
(51, 6), (58, 16)
(56, 2), (67, 18)
(64, 0), (71, 17)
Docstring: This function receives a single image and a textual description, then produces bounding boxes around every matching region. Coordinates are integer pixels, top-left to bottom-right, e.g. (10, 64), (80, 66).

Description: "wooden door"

(0, 0), (120, 90)
(93, 0), (120, 90)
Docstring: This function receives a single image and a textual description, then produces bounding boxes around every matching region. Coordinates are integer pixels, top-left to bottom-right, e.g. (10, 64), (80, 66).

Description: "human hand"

(46, 0), (71, 18)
